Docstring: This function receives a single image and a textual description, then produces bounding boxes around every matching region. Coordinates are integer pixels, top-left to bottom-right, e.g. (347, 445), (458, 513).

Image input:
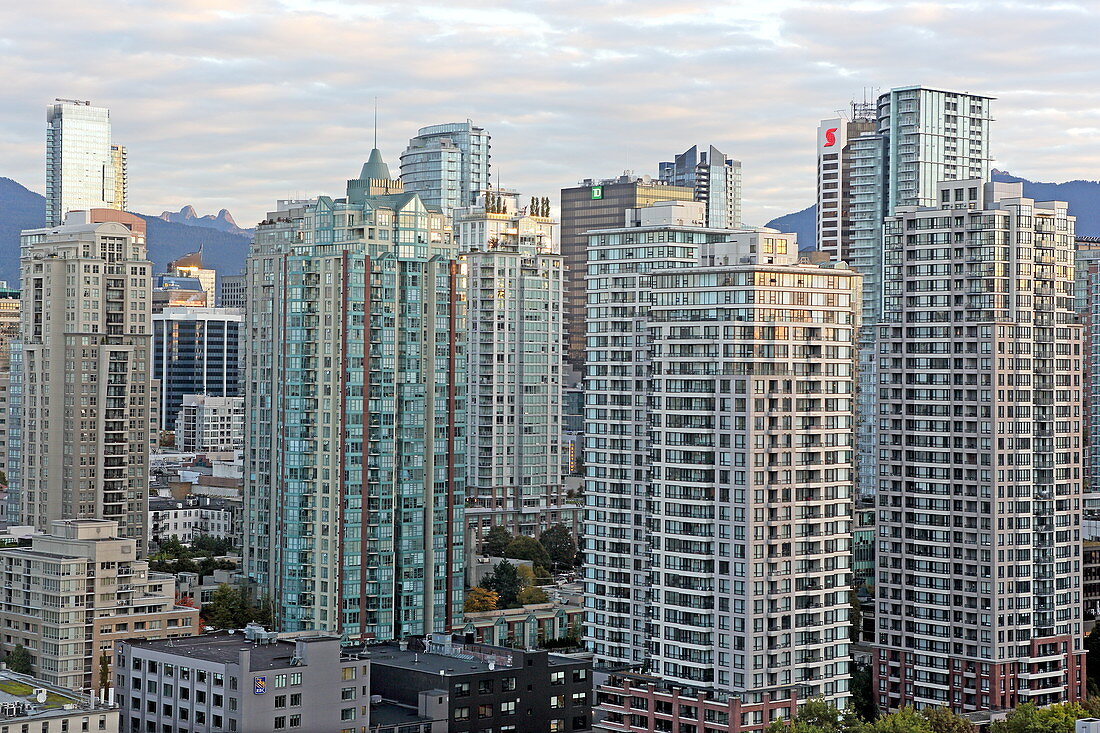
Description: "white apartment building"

(45, 100), (125, 227)
(458, 191), (579, 552)
(17, 211), (152, 550)
(175, 395), (244, 452)
(874, 180), (1085, 712)
(645, 249), (859, 702)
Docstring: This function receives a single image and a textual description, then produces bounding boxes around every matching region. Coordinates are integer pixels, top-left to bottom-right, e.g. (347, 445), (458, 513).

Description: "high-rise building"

(815, 104), (876, 263)
(1075, 238), (1100, 497)
(560, 175), (695, 365)
(0, 284), (20, 501)
(45, 100), (126, 227)
(659, 144), (743, 229)
(456, 190), (578, 554)
(244, 150), (466, 639)
(0, 519), (199, 692)
(217, 273), (246, 309)
(167, 250), (216, 297)
(400, 121), (490, 217)
(17, 210), (152, 550)
(175, 394), (245, 452)
(584, 200), (861, 721)
(111, 143), (127, 212)
(873, 180), (1084, 712)
(151, 306), (242, 430)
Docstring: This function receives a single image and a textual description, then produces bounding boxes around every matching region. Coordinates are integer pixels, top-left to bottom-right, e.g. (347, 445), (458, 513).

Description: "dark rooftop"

(125, 632), (340, 671)
(369, 701), (441, 727)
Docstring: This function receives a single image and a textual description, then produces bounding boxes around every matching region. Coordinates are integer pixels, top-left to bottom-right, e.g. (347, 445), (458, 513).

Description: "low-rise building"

(0, 670), (118, 732)
(116, 628), (367, 733)
(455, 602), (583, 650)
(149, 495), (240, 548)
(0, 519), (200, 692)
(368, 634), (592, 733)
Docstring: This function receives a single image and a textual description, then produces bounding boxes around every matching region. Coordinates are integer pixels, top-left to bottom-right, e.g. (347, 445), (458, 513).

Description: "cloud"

(0, 0), (1096, 227)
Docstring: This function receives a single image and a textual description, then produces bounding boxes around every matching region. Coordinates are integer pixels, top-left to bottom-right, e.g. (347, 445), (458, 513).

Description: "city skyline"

(0, 1), (1095, 228)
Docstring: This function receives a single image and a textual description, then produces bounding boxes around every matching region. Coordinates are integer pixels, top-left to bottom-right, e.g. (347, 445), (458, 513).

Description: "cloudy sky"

(1, 0), (1096, 226)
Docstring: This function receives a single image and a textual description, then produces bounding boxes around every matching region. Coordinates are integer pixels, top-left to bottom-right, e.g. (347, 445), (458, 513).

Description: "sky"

(1, 0), (1097, 227)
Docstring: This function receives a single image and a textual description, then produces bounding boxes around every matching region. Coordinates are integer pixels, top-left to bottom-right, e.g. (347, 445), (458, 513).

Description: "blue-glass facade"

(245, 160), (465, 639)
(152, 308), (242, 430)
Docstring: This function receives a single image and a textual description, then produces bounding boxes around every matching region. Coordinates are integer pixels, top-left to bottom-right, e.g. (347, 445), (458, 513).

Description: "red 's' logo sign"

(824, 128), (838, 147)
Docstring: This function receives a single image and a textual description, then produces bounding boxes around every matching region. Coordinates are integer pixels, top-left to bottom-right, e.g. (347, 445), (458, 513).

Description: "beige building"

(0, 519), (199, 692)
(18, 210), (152, 550)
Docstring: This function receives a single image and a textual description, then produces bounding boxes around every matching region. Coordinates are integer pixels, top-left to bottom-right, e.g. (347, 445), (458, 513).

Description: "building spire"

(373, 97), (379, 149)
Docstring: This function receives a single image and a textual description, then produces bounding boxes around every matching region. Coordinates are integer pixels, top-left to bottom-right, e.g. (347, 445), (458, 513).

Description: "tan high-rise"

(18, 210), (152, 552)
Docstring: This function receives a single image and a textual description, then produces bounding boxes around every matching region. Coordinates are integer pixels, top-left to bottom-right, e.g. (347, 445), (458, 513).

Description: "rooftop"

(126, 631), (341, 671)
(0, 670), (109, 721)
(366, 637), (585, 675)
(369, 701), (442, 727)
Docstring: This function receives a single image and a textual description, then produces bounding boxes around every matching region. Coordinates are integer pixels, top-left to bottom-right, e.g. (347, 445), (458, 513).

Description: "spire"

(359, 148), (391, 182)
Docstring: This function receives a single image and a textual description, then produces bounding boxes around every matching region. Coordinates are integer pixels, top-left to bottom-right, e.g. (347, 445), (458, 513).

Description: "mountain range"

(0, 177), (251, 285)
(764, 170), (1100, 251)
(1, 169), (1098, 288)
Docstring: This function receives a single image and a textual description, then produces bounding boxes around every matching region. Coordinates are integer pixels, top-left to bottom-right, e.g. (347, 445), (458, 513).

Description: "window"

(551, 695), (565, 709)
(289, 715), (301, 728)
(274, 695), (286, 709)
(478, 704), (492, 719)
(571, 692), (587, 706)
(455, 708), (470, 722)
(501, 701), (516, 715)
(274, 675), (287, 688)
(550, 721), (564, 732)
(340, 708), (356, 721)
(455, 682), (471, 697)
(274, 717), (286, 730)
(502, 677), (516, 692)
(572, 669), (587, 683)
(478, 679), (493, 694)
(341, 667), (356, 681)
(550, 672), (565, 686)
(290, 693), (302, 706)
(341, 688), (356, 701)
(290, 673), (302, 686)
(572, 715), (588, 730)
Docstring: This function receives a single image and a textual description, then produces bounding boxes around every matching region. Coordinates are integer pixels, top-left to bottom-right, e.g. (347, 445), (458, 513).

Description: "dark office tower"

(559, 175), (694, 365)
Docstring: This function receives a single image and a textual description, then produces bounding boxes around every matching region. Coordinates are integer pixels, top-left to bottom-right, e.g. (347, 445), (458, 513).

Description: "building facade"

(873, 180), (1085, 711)
(659, 144), (743, 229)
(815, 106), (876, 263)
(45, 100), (125, 227)
(115, 631), (363, 733)
(400, 121), (490, 217)
(174, 394), (244, 452)
(152, 307), (242, 431)
(244, 151), (466, 639)
(17, 210), (152, 547)
(0, 519), (199, 692)
(560, 176), (695, 365)
(149, 495), (239, 547)
(0, 284), (20, 495)
(217, 274), (246, 309)
(457, 191), (578, 553)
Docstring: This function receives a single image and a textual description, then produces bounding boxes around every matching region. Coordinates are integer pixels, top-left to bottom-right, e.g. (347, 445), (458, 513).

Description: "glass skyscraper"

(45, 99), (126, 227)
(659, 144), (743, 229)
(244, 151), (466, 639)
(399, 121), (490, 217)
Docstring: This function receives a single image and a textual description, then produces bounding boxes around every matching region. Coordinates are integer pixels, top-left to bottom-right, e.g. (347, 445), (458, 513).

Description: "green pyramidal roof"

(359, 148), (390, 181)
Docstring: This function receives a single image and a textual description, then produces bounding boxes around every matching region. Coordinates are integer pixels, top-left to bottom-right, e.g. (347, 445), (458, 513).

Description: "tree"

(484, 525), (513, 557)
(203, 583), (249, 629)
(98, 652), (111, 690)
(464, 587), (500, 612)
(922, 707), (974, 733)
(871, 707), (931, 733)
(516, 564), (537, 587)
(541, 197), (550, 217)
(250, 594), (274, 628)
(850, 661), (877, 722)
(482, 560), (523, 608)
(539, 524), (577, 570)
(530, 197), (538, 216)
(517, 586), (549, 605)
(990, 703), (1085, 733)
(4, 644), (32, 674)
(850, 589), (863, 643)
(503, 536), (552, 575)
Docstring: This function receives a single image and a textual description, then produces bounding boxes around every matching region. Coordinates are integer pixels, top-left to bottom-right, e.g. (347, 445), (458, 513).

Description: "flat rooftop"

(369, 701), (441, 727)
(127, 632), (339, 671)
(0, 670), (104, 720)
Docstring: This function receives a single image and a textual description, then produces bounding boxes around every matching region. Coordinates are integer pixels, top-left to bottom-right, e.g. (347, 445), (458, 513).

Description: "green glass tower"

(244, 151), (465, 638)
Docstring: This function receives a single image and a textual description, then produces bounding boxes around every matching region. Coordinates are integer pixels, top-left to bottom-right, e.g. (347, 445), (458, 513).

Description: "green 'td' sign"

(591, 186), (603, 200)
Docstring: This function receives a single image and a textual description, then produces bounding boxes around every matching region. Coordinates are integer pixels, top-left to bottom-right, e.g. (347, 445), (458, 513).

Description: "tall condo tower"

(45, 99), (127, 227)
(659, 144), (743, 229)
(873, 180), (1084, 711)
(17, 210), (152, 551)
(244, 150), (466, 639)
(400, 121), (491, 217)
(456, 190), (576, 554)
